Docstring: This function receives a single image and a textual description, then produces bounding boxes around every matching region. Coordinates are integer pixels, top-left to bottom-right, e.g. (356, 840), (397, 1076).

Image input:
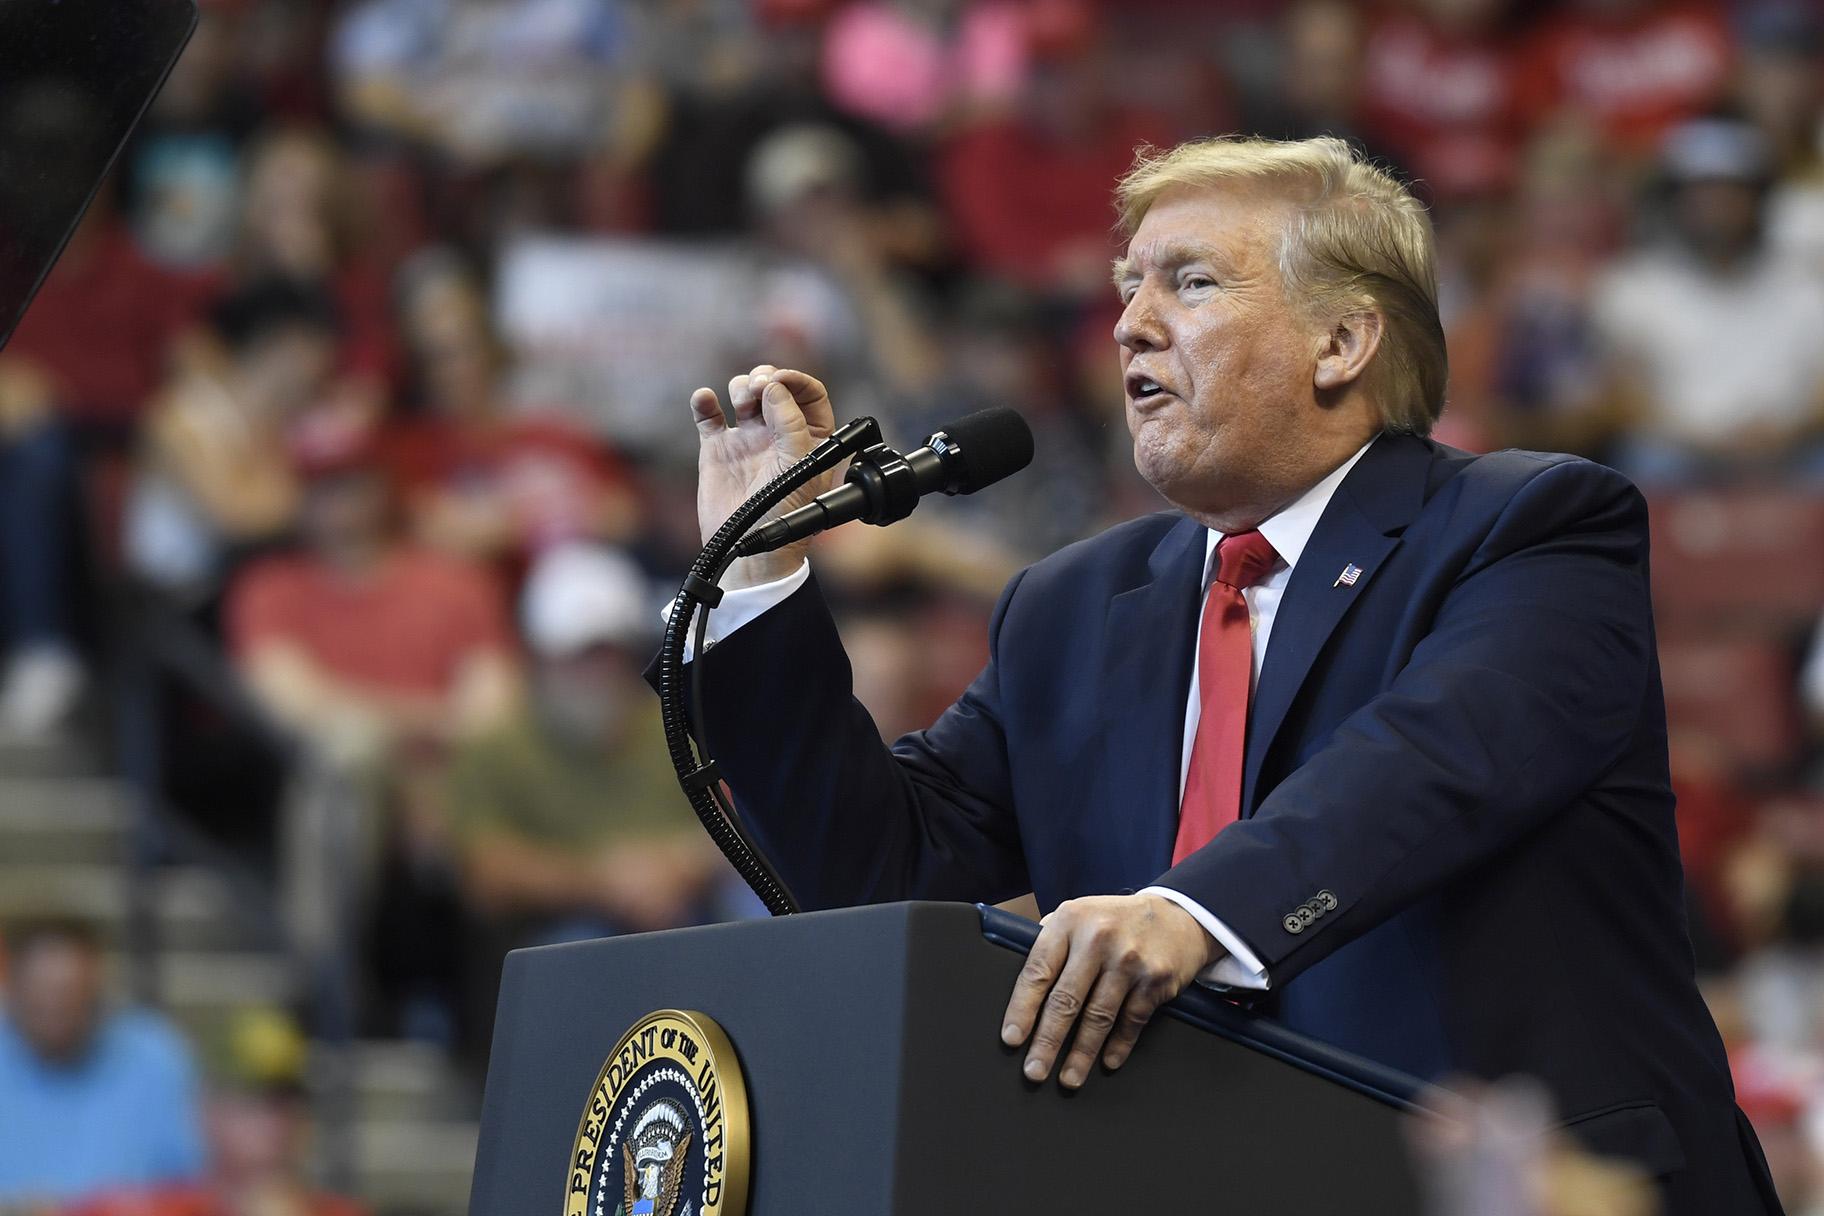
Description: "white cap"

(521, 544), (654, 658)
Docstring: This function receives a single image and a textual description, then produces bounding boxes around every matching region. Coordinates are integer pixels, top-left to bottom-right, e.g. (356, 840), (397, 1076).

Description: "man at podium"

(672, 136), (1781, 1215)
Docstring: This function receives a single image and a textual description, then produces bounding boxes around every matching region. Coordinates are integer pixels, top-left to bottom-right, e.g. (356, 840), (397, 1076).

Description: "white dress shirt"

(672, 438), (1376, 990)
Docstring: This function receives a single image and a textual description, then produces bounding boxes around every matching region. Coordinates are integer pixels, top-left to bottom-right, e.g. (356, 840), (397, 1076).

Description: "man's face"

(300, 469), (390, 554)
(7, 937), (104, 1064)
(241, 324), (336, 418)
(536, 644), (639, 745)
(1114, 185), (1357, 527)
(1673, 178), (1763, 265)
(206, 1091), (302, 1178)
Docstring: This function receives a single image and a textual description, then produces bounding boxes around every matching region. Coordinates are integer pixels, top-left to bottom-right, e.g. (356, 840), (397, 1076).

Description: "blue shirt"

(0, 1008), (207, 1204)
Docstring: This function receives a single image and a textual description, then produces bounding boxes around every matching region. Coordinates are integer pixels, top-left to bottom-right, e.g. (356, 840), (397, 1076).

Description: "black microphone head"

(928, 407), (1034, 495)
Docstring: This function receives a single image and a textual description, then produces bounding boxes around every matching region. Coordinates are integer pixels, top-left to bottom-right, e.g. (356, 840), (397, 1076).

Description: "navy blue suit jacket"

(686, 434), (1781, 1212)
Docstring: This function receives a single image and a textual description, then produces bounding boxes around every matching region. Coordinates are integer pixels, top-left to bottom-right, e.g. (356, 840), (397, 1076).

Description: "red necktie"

(1172, 530), (1280, 865)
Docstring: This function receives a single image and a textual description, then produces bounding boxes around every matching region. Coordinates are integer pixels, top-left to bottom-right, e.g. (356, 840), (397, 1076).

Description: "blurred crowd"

(2, 0), (1824, 1212)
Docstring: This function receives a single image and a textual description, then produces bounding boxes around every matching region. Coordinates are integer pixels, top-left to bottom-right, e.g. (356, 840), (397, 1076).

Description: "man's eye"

(1182, 274), (1215, 291)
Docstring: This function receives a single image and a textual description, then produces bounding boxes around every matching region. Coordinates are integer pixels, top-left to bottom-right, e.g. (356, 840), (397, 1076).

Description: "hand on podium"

(1000, 893), (1222, 1090)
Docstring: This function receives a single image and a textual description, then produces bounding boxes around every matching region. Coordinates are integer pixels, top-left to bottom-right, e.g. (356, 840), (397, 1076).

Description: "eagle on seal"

(621, 1125), (692, 1216)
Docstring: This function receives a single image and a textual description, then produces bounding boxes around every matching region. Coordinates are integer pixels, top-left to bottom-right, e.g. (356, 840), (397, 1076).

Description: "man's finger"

(690, 387), (726, 435)
(770, 368), (834, 433)
(728, 372), (761, 422)
(732, 364), (779, 423)
(1058, 969), (1132, 1089)
(1022, 950), (1100, 1082)
(1001, 924), (1068, 1048)
(1100, 981), (1166, 1071)
(770, 367), (827, 403)
(759, 379), (807, 439)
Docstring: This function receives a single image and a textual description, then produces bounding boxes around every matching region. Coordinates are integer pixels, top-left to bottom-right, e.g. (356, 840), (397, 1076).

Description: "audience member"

(0, 362), (83, 739)
(227, 424), (519, 985)
(68, 1008), (368, 1216)
(123, 0), (265, 272)
(1740, 3), (1824, 276)
(747, 125), (944, 395)
(1, 197), (214, 442)
(1803, 620), (1824, 740)
(899, 284), (1102, 558)
(1590, 115), (1824, 482)
(645, 11), (942, 268)
(819, 0), (1030, 136)
(385, 252), (638, 575)
(1411, 1079), (1658, 1216)
(124, 277), (339, 602)
(229, 127), (401, 397)
(446, 543), (723, 941)
(938, 33), (1169, 296)
(331, 0), (630, 166)
(445, 544), (732, 1041)
(0, 920), (206, 1208)
(1237, 0), (1404, 174)
(1479, 122), (1627, 455)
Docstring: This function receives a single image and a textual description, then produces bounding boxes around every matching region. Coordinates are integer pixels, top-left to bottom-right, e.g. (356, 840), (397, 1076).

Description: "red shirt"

(5, 223), (213, 428)
(228, 548), (513, 697)
(1516, 4), (1734, 155)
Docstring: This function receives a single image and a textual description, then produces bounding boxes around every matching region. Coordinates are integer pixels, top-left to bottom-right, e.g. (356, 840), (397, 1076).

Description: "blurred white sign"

(497, 236), (760, 456)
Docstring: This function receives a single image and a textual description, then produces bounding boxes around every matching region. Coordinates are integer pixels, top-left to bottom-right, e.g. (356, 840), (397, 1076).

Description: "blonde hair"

(1115, 136), (1447, 435)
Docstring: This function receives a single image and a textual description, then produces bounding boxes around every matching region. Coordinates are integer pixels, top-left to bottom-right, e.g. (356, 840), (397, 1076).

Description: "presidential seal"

(565, 1009), (750, 1216)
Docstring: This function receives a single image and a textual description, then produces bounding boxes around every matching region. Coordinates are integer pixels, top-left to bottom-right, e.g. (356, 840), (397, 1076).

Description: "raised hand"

(690, 365), (842, 590)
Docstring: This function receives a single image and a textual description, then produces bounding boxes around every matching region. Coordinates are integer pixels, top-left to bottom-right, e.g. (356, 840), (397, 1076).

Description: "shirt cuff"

(659, 560), (811, 661)
(1139, 885), (1271, 991)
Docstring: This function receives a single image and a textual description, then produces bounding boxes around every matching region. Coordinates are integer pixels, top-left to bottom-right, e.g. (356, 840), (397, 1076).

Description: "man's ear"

(1314, 309), (1384, 393)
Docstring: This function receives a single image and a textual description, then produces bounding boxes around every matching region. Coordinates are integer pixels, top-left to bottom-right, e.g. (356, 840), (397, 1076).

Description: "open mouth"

(1127, 374), (1170, 403)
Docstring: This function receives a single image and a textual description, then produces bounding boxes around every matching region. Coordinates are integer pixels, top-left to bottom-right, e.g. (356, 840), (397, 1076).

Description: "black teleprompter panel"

(0, 0), (196, 349)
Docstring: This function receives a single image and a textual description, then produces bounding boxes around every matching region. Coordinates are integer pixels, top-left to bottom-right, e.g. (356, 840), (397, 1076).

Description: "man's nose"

(1114, 289), (1165, 353)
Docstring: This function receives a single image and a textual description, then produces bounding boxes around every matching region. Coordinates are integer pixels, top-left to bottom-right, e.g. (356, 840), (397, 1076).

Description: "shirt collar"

(1205, 436), (1378, 580)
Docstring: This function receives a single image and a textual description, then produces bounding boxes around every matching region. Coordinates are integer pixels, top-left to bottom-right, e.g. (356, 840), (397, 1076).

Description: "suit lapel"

(1099, 517), (1206, 875)
(1241, 435), (1435, 814)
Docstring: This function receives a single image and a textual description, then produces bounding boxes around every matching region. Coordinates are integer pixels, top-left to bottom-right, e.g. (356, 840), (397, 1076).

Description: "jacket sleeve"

(1155, 458), (1657, 984)
(658, 569), (1030, 911)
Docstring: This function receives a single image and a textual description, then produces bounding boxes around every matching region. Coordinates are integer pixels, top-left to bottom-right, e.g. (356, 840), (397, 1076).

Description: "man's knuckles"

(1018, 957), (1055, 987)
(1077, 1003), (1120, 1032)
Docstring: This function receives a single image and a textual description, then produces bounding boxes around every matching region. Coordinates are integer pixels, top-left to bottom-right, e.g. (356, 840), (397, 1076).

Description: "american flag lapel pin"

(1334, 563), (1362, 588)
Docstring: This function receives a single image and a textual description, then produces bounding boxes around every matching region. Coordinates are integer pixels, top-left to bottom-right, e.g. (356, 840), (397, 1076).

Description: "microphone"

(733, 407), (1034, 557)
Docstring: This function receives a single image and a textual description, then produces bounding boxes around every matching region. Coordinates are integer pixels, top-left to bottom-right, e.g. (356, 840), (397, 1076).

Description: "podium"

(470, 902), (1433, 1214)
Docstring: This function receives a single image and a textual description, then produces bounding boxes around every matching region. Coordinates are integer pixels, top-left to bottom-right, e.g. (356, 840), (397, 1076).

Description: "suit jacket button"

(1296, 905), (1317, 926)
(1282, 914), (1304, 934)
(1316, 890), (1338, 912)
